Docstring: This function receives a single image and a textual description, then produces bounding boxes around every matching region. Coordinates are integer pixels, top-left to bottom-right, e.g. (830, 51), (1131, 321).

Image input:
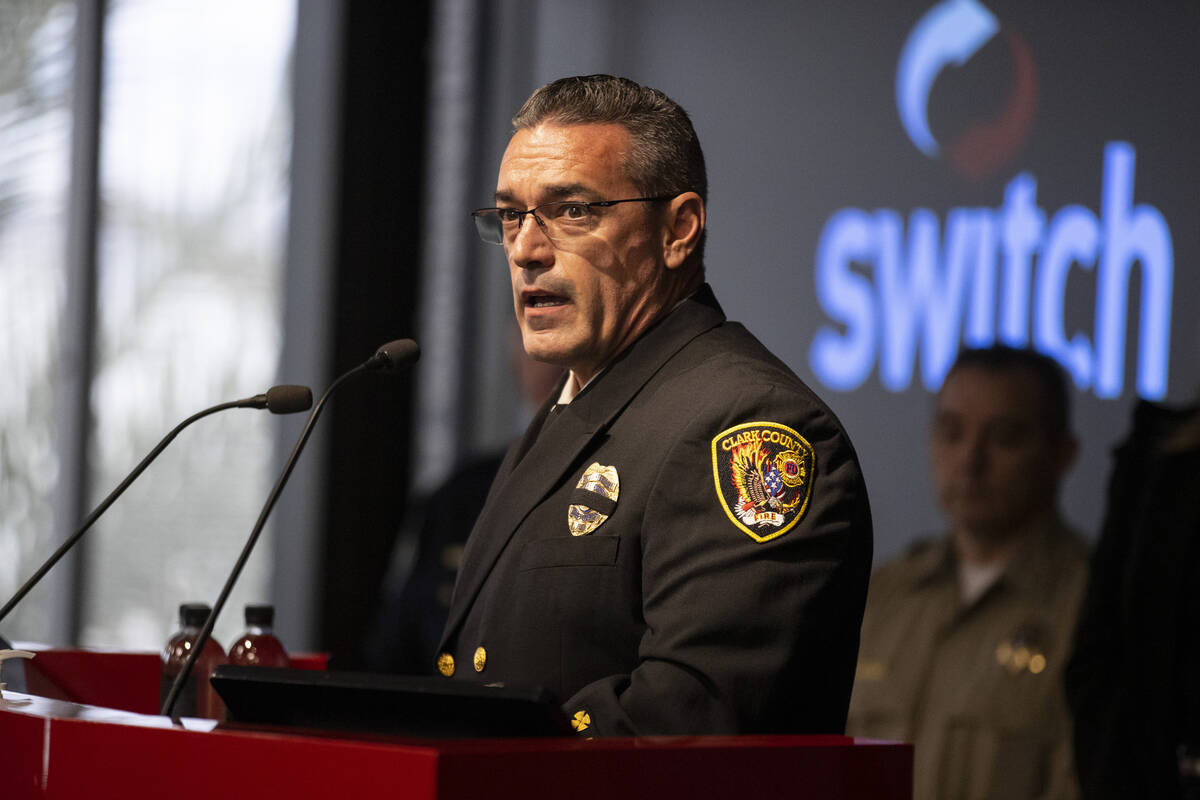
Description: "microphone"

(249, 384), (316, 413)
(0, 386), (314, 627)
(365, 338), (421, 372)
(162, 339), (419, 718)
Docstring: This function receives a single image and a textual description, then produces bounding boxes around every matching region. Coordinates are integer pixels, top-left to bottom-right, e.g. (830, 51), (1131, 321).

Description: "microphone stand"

(161, 346), (413, 718)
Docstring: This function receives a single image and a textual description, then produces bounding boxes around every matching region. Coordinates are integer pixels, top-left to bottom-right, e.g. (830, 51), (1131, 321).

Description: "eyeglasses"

(471, 196), (675, 245)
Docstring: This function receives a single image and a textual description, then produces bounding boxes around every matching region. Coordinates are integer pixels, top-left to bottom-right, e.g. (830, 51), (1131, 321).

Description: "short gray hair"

(512, 75), (707, 261)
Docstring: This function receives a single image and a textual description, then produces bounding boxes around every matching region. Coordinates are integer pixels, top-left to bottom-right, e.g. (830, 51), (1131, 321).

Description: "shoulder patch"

(711, 421), (815, 542)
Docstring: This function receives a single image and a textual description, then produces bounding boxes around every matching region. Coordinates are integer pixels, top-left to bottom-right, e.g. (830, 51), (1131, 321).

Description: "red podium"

(1, 650), (912, 799)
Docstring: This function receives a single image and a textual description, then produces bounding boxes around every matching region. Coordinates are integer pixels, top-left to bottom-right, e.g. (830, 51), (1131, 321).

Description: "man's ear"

(662, 192), (705, 270)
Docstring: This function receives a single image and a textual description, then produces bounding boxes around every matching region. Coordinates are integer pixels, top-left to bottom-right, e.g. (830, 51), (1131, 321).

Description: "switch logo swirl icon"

(896, 0), (1037, 180)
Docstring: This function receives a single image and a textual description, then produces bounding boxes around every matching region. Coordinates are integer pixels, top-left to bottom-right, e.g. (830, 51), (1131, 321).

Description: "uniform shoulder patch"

(711, 421), (815, 542)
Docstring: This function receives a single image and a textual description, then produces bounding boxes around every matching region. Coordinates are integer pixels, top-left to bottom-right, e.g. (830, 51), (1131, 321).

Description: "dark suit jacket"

(365, 452), (505, 674)
(1066, 401), (1200, 799)
(437, 285), (873, 736)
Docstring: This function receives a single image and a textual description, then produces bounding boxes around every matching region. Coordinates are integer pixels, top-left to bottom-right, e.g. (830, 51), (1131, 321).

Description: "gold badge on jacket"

(568, 462), (619, 536)
(712, 421), (814, 542)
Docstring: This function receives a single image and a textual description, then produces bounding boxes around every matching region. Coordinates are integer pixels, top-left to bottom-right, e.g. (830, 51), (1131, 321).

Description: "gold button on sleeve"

(436, 652), (455, 677)
(473, 646), (487, 672)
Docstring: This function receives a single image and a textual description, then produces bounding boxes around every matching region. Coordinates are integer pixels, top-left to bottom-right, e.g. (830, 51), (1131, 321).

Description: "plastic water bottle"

(227, 603), (289, 668)
(161, 602), (228, 719)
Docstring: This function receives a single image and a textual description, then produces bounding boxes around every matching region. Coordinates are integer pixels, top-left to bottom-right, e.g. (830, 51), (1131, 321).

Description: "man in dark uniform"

(437, 75), (872, 736)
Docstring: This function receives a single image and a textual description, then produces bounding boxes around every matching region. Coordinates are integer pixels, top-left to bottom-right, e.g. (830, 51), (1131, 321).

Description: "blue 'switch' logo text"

(809, 0), (1174, 400)
(809, 143), (1173, 399)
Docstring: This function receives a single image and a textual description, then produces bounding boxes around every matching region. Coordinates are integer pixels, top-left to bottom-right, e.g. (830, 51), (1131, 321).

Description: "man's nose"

(508, 212), (554, 269)
(962, 434), (988, 474)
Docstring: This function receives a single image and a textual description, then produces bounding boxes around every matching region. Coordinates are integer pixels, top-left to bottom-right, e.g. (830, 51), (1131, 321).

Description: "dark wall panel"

(320, 0), (431, 668)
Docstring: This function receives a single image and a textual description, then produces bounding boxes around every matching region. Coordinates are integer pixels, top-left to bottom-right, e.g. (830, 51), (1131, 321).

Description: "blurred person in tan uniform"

(847, 346), (1088, 800)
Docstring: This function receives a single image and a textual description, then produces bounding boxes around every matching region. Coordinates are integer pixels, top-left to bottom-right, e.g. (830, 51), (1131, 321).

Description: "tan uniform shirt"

(847, 519), (1088, 800)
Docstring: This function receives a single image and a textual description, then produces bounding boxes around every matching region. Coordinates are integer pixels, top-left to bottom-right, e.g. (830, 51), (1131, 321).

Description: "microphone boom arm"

(161, 366), (363, 716)
(161, 341), (415, 718)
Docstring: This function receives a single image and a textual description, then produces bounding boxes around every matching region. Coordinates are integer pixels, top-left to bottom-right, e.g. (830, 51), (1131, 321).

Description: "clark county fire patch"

(711, 421), (815, 542)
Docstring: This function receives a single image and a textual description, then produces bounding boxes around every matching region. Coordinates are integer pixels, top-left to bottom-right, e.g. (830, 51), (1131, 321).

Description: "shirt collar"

(910, 513), (1076, 602)
(557, 369), (599, 404)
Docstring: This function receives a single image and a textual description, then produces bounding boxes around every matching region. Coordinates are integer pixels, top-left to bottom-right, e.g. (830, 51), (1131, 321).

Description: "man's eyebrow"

(493, 183), (599, 205)
(541, 183), (598, 201)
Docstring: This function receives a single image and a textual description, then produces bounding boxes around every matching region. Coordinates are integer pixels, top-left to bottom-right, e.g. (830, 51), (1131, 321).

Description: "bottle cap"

(179, 603), (211, 627)
(244, 603), (274, 627)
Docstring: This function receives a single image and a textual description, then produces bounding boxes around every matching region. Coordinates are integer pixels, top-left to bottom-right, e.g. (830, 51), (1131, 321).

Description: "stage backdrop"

(411, 0), (1200, 560)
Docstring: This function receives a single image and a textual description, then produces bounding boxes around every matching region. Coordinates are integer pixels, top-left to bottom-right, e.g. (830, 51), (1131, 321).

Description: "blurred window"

(83, 0), (294, 650)
(0, 0), (294, 651)
(0, 0), (77, 642)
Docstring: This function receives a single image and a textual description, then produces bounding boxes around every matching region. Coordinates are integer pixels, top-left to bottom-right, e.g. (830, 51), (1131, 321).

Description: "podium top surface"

(1, 649), (913, 799)
(1, 688), (871, 751)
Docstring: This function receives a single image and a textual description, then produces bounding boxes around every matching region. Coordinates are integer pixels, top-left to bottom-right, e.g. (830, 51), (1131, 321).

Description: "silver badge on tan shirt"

(568, 463), (619, 536)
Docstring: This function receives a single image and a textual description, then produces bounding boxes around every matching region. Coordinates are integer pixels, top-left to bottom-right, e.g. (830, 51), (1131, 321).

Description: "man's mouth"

(525, 292), (568, 308)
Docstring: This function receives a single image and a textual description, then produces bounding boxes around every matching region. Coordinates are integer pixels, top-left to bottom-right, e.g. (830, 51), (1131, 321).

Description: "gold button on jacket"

(436, 652), (455, 677)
